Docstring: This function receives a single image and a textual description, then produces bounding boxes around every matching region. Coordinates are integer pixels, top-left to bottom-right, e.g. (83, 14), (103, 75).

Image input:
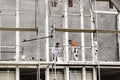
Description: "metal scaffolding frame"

(0, 0), (119, 80)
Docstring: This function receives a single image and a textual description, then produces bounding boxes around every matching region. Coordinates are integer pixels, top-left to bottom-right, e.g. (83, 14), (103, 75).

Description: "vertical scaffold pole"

(36, 0), (41, 80)
(45, 68), (50, 80)
(64, 0), (69, 80)
(45, 0), (49, 62)
(64, 67), (69, 80)
(82, 67), (86, 80)
(80, 0), (86, 80)
(89, 0), (95, 62)
(64, 0), (69, 62)
(16, 67), (20, 80)
(94, 0), (101, 80)
(45, 0), (50, 80)
(80, 0), (85, 62)
(89, 1), (97, 80)
(16, 0), (20, 62)
(0, 11), (1, 60)
(16, 0), (20, 80)
(117, 13), (120, 61)
(93, 67), (97, 80)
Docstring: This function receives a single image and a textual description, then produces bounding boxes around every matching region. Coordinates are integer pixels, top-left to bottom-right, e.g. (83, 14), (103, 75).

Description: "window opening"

(52, 0), (58, 7)
(68, 0), (73, 7)
(109, 1), (113, 9)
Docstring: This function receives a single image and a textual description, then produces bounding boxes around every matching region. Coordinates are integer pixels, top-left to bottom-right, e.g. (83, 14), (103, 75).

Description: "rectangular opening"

(20, 68), (45, 80)
(51, 0), (58, 7)
(109, 1), (113, 9)
(68, 0), (73, 7)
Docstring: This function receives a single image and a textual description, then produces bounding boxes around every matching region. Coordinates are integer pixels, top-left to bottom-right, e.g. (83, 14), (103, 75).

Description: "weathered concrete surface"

(111, 0), (120, 12)
(0, 0), (119, 61)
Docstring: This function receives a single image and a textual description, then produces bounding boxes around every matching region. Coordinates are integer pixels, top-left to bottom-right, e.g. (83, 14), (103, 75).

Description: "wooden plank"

(55, 28), (120, 34)
(0, 27), (38, 31)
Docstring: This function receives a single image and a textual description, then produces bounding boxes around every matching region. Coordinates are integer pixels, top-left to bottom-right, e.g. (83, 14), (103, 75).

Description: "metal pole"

(64, 67), (69, 80)
(37, 64), (41, 80)
(0, 11), (1, 60)
(82, 67), (86, 80)
(37, 1), (41, 80)
(117, 13), (120, 61)
(16, 0), (20, 80)
(45, 0), (49, 62)
(94, 0), (101, 80)
(45, 68), (50, 80)
(93, 67), (97, 80)
(89, 0), (95, 62)
(64, 0), (69, 62)
(16, 0), (20, 62)
(35, 0), (38, 28)
(45, 0), (50, 80)
(16, 67), (20, 80)
(80, 0), (85, 62)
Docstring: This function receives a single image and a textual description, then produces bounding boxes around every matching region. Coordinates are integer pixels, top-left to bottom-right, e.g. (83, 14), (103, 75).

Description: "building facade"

(0, 0), (120, 80)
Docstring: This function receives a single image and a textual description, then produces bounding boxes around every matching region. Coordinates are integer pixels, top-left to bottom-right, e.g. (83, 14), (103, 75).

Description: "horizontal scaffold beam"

(55, 28), (120, 34)
(0, 61), (120, 67)
(0, 27), (37, 31)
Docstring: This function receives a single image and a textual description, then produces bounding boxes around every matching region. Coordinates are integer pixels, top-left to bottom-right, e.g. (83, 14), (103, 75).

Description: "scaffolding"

(0, 0), (119, 80)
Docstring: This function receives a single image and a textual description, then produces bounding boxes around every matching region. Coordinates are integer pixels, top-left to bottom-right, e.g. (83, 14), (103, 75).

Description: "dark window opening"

(51, 0), (58, 7)
(68, 0), (73, 7)
(20, 69), (45, 80)
(109, 1), (113, 9)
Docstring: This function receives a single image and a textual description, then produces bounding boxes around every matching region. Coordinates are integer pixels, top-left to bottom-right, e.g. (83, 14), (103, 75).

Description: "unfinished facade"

(0, 0), (120, 80)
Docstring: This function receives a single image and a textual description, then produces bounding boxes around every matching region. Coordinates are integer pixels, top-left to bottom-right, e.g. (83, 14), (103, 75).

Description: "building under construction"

(0, 0), (120, 80)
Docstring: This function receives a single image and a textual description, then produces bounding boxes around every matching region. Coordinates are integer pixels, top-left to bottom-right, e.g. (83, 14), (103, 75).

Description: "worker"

(52, 42), (60, 61)
(69, 40), (78, 61)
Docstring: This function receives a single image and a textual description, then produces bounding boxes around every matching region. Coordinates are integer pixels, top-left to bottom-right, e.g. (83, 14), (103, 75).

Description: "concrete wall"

(0, 0), (119, 61)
